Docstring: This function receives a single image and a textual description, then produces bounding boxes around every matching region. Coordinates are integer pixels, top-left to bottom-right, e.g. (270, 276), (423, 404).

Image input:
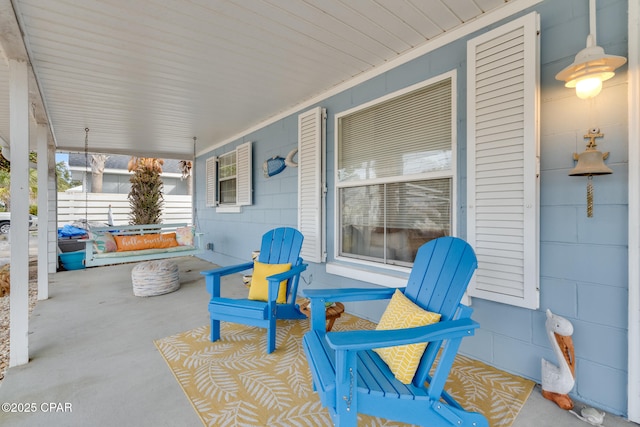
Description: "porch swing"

(79, 132), (204, 268)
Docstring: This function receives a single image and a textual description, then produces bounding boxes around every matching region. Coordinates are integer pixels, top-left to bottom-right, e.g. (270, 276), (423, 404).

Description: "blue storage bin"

(59, 250), (85, 270)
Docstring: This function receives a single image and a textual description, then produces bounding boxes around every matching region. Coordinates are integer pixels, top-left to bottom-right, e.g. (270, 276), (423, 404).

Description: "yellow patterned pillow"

(248, 261), (291, 304)
(373, 289), (441, 384)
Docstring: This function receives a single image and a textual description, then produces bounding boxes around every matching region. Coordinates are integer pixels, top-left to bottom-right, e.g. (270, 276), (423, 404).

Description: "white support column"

(47, 145), (57, 274)
(37, 124), (49, 300)
(628, 0), (640, 422)
(9, 58), (30, 367)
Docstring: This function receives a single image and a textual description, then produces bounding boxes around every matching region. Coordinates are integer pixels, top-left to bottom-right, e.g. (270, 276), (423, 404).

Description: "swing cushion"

(90, 231), (117, 254)
(373, 289), (441, 384)
(115, 233), (179, 252)
(176, 226), (195, 246)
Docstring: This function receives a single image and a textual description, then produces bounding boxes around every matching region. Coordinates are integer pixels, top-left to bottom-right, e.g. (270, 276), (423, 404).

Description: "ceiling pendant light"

(555, 0), (626, 99)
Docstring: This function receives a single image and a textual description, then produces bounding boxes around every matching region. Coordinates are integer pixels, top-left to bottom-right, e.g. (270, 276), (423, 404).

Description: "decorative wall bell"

(569, 128), (612, 217)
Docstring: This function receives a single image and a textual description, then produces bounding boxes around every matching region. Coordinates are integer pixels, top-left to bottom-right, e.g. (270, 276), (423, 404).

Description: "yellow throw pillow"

(248, 261), (291, 304)
(373, 289), (441, 384)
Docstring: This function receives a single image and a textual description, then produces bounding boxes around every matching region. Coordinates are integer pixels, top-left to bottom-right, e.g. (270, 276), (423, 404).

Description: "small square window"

(205, 142), (253, 211)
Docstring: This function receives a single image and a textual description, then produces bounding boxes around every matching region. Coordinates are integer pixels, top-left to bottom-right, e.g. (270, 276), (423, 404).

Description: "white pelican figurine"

(541, 309), (576, 410)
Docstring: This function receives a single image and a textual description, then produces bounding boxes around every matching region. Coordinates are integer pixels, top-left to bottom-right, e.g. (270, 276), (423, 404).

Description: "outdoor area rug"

(155, 314), (534, 427)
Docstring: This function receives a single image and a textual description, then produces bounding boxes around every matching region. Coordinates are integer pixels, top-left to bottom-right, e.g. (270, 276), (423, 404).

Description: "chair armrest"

(266, 263), (308, 282)
(266, 263), (308, 302)
(303, 287), (398, 303)
(202, 261), (254, 296)
(325, 318), (479, 351)
(303, 287), (398, 332)
(201, 261), (254, 278)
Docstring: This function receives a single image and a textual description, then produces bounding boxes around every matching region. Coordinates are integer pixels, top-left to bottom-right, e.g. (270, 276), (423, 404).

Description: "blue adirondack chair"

(201, 227), (308, 353)
(302, 236), (488, 427)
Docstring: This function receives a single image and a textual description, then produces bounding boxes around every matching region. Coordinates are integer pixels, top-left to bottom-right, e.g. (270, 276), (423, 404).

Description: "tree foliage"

(56, 160), (80, 192)
(128, 157), (164, 225)
(0, 151), (40, 211)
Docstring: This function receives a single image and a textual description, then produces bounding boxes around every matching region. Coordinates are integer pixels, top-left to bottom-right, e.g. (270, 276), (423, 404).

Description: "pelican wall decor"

(541, 309), (576, 410)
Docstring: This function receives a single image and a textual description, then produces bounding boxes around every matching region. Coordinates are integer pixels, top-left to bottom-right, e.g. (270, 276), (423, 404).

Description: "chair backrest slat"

(405, 237), (476, 321)
(256, 227), (305, 304)
(258, 227), (304, 265)
(403, 237), (478, 387)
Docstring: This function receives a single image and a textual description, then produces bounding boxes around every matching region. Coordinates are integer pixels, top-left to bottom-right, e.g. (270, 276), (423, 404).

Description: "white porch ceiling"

(1, 0), (516, 159)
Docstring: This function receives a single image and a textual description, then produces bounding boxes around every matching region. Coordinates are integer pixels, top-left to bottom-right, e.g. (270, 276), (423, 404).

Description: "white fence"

(57, 193), (193, 226)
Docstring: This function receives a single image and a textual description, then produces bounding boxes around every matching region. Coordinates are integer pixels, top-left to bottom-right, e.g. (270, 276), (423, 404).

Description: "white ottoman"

(132, 259), (180, 297)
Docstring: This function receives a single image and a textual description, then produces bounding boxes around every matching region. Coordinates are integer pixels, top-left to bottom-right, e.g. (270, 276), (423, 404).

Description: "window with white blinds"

(338, 79), (452, 183)
(336, 74), (455, 267)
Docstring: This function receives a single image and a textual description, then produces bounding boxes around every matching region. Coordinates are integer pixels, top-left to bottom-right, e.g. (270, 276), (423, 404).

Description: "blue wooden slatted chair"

(302, 236), (488, 427)
(201, 227), (308, 354)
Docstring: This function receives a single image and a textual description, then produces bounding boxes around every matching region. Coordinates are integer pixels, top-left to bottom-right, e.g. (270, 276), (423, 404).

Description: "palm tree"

(127, 157), (164, 225)
(90, 154), (109, 193)
(179, 160), (193, 195)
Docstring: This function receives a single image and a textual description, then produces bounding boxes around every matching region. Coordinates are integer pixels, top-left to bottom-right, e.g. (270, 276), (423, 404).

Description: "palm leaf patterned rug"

(155, 313), (534, 427)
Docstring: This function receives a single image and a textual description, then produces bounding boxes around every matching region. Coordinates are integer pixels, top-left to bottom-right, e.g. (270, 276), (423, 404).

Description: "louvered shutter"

(298, 107), (326, 263)
(236, 141), (252, 206)
(466, 12), (540, 309)
(205, 156), (217, 207)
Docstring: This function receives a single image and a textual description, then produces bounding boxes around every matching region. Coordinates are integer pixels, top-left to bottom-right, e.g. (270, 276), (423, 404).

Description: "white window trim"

(216, 205), (242, 214)
(332, 71), (457, 281)
(628, 0), (640, 422)
(326, 262), (409, 288)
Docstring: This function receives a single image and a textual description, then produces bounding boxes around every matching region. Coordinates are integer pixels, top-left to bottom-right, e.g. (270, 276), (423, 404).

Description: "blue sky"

(55, 152), (68, 165)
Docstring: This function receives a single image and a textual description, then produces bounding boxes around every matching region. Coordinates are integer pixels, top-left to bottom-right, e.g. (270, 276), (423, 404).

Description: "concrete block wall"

(195, 0), (630, 415)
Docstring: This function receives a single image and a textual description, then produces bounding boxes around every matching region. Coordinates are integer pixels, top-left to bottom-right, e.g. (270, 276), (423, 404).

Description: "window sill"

(215, 205), (242, 213)
(326, 261), (409, 288)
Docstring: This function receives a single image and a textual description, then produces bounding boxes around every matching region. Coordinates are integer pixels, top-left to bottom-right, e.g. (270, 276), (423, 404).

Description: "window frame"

(217, 150), (237, 206)
(204, 141), (252, 213)
(332, 71), (458, 275)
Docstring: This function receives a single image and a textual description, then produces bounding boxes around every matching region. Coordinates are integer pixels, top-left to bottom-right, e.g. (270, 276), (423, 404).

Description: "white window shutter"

(205, 156), (217, 207)
(466, 12), (540, 309)
(236, 141), (252, 206)
(298, 107), (326, 263)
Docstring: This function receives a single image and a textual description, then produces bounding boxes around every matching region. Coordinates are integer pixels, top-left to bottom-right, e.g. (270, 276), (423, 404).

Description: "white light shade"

(556, 36), (626, 99)
(575, 77), (603, 99)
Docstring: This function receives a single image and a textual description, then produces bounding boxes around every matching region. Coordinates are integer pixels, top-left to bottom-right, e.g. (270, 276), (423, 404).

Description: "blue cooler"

(59, 250), (85, 270)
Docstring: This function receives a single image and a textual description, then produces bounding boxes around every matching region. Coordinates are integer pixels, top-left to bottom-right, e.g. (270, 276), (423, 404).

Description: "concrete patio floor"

(0, 256), (634, 427)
